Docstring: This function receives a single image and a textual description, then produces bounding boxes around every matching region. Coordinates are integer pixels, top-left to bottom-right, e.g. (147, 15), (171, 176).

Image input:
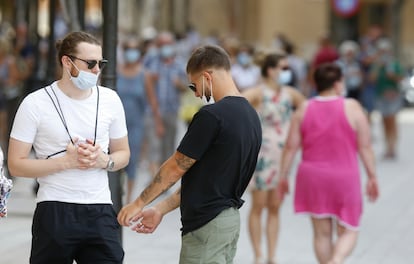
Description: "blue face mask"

(69, 61), (99, 90)
(237, 52), (251, 66)
(278, 69), (293, 86)
(160, 45), (175, 59)
(124, 49), (141, 63)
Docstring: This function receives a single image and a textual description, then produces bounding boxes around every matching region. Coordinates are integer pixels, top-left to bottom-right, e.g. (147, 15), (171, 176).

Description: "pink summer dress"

(294, 97), (362, 229)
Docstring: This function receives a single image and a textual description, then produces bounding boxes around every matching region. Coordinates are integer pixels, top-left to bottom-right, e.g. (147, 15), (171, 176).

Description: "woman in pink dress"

(278, 63), (379, 264)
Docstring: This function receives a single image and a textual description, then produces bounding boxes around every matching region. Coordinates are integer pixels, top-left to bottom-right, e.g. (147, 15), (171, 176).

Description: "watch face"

(107, 159), (114, 170)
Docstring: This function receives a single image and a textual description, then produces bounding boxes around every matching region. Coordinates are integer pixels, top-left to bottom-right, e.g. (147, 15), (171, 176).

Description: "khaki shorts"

(180, 207), (240, 264)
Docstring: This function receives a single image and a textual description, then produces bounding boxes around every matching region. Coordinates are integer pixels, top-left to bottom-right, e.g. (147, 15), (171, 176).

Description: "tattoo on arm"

(175, 152), (195, 171)
(166, 188), (181, 210)
(140, 169), (177, 204)
(154, 171), (162, 183)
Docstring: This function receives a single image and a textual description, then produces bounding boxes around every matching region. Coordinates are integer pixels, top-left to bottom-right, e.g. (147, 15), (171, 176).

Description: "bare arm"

(277, 103), (305, 199)
(144, 72), (164, 137)
(241, 86), (262, 109)
(346, 100), (376, 179)
(144, 72), (160, 119)
(96, 136), (130, 171)
(287, 86), (306, 109)
(61, 135), (130, 172)
(8, 138), (79, 178)
(117, 151), (196, 226)
(280, 106), (303, 179)
(8, 135), (130, 178)
(346, 99), (379, 201)
(130, 187), (181, 234)
(155, 186), (181, 214)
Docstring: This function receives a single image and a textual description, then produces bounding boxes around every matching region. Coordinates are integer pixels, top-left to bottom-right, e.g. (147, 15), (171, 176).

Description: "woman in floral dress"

(243, 53), (305, 264)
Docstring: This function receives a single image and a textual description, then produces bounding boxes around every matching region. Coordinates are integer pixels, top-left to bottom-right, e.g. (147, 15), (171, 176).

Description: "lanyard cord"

(45, 86), (75, 145)
(44, 85), (100, 148)
(94, 85), (99, 146)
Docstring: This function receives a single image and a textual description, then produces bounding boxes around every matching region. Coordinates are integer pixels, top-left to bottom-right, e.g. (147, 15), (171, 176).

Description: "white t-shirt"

(231, 64), (261, 91)
(10, 82), (128, 204)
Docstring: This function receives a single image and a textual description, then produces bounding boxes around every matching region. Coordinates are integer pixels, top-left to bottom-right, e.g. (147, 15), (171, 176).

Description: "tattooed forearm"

(140, 170), (177, 204)
(154, 170), (162, 183)
(175, 152), (195, 171)
(140, 184), (154, 204)
(166, 188), (181, 210)
(161, 181), (176, 194)
(138, 154), (188, 206)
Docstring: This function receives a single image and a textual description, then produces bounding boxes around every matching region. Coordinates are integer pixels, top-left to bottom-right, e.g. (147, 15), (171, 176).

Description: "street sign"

(331, 0), (360, 18)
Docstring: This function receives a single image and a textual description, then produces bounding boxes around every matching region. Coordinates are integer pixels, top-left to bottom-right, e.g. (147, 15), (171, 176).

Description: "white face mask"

(201, 76), (215, 105)
(277, 69), (293, 86)
(69, 62), (99, 90)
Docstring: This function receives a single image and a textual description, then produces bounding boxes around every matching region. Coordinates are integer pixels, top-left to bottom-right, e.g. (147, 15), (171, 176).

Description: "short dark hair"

(55, 31), (101, 66)
(260, 53), (286, 78)
(313, 63), (342, 93)
(186, 45), (231, 74)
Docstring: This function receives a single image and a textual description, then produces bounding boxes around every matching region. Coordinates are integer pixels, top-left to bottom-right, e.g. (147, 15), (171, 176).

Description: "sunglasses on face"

(188, 83), (197, 92)
(188, 71), (212, 92)
(68, 55), (108, 69)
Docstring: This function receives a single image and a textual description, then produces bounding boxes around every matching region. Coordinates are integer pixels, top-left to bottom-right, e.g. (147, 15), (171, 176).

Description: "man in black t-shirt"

(118, 45), (262, 263)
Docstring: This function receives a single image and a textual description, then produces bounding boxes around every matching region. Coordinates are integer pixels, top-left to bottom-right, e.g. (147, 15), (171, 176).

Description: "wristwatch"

(106, 155), (115, 171)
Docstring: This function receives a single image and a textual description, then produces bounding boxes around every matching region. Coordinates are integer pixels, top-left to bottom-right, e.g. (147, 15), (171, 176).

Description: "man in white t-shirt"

(8, 31), (130, 264)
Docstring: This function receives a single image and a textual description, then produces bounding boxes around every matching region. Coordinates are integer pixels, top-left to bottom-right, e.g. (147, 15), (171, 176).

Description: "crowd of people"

(1, 20), (408, 263)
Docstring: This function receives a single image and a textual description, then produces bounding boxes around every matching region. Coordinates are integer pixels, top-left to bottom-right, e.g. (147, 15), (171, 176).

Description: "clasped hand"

(66, 138), (104, 170)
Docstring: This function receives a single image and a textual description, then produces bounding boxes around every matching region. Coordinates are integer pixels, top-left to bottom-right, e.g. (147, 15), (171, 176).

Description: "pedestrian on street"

(370, 38), (404, 160)
(117, 36), (152, 203)
(8, 31), (130, 264)
(277, 63), (379, 264)
(117, 44), (262, 264)
(242, 53), (305, 264)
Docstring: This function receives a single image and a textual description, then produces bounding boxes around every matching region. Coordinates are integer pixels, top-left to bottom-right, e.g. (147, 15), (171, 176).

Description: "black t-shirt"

(177, 96), (262, 235)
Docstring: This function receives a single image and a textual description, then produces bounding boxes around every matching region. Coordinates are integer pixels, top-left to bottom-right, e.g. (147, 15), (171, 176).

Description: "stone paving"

(1, 109), (414, 264)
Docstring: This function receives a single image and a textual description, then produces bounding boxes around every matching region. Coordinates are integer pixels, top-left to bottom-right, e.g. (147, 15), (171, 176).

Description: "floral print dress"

(251, 85), (293, 191)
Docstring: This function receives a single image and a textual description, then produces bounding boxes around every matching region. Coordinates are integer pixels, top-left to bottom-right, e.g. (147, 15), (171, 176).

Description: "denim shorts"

(376, 94), (403, 117)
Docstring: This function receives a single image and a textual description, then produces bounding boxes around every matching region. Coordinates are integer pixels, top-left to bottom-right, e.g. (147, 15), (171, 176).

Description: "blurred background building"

(0, 0), (413, 68)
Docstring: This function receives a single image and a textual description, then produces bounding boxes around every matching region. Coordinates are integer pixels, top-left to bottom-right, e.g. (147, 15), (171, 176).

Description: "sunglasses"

(188, 83), (197, 92)
(68, 55), (108, 69)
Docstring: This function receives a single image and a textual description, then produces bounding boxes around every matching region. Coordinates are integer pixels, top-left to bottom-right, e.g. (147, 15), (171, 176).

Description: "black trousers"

(30, 201), (124, 264)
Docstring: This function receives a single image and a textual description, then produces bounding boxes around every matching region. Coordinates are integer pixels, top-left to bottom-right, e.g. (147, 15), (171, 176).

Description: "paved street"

(1, 109), (414, 264)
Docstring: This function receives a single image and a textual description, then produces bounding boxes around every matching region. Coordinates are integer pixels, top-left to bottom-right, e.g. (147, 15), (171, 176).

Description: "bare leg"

(249, 190), (266, 263)
(382, 115), (398, 158)
(266, 188), (282, 263)
(311, 217), (334, 264)
(387, 115), (398, 157)
(328, 224), (358, 264)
